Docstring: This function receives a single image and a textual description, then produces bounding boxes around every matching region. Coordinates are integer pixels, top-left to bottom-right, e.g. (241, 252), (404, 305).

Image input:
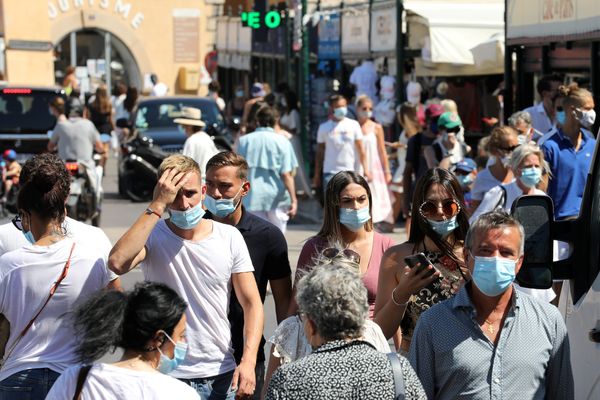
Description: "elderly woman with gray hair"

(508, 111), (544, 144)
(265, 263), (426, 399)
(469, 143), (554, 302)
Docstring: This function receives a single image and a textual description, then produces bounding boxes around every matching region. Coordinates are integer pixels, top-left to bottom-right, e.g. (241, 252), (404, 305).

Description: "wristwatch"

(144, 207), (162, 219)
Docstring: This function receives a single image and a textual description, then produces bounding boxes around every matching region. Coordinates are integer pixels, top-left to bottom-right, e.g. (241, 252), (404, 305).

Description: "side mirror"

(511, 195), (554, 289)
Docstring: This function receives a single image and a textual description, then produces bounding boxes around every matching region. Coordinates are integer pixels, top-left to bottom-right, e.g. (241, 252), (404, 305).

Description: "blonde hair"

(509, 143), (551, 176)
(558, 83), (593, 109)
(158, 154), (201, 178)
(441, 99), (458, 113)
(355, 95), (373, 108)
(486, 126), (518, 153)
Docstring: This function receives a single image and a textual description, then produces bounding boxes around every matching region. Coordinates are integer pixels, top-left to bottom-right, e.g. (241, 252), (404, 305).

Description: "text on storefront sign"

(47, 0), (144, 29)
(241, 11), (283, 29)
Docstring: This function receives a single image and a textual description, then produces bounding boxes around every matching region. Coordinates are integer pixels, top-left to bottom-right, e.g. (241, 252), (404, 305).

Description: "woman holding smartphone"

(374, 168), (469, 352)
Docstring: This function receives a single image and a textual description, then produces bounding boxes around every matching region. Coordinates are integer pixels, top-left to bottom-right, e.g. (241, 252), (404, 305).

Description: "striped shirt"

(409, 283), (573, 399)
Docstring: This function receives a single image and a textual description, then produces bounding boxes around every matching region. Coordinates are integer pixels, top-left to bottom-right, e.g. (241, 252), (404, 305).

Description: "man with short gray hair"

(409, 210), (573, 399)
(508, 110), (543, 144)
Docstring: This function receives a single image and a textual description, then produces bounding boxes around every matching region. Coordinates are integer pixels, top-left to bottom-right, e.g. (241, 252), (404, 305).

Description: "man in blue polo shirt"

(541, 84), (596, 220)
(204, 151), (293, 399)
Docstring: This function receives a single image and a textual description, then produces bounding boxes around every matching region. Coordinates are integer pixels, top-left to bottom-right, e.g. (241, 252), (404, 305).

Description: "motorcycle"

(65, 160), (101, 226)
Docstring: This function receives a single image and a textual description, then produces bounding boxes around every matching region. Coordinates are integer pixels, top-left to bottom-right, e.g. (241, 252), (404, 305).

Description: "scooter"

(118, 136), (168, 202)
(65, 160), (101, 226)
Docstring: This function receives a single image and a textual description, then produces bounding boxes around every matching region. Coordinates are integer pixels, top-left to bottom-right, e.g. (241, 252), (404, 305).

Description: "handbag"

(0, 242), (76, 369)
(387, 352), (406, 400)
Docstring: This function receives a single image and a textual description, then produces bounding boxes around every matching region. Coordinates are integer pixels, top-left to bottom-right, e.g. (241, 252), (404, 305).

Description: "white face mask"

(576, 108), (596, 129)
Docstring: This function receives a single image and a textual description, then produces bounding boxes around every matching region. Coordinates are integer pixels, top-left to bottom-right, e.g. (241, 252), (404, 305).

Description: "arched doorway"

(53, 28), (141, 95)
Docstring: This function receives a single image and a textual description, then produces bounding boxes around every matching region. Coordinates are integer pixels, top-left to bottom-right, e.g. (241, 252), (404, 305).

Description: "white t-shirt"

(46, 363), (200, 400)
(523, 103), (554, 134)
(0, 239), (111, 380)
(349, 61), (378, 103)
(280, 109), (300, 132)
(471, 167), (514, 202)
(317, 118), (363, 174)
(142, 220), (254, 378)
(151, 82), (168, 97)
(182, 132), (220, 175)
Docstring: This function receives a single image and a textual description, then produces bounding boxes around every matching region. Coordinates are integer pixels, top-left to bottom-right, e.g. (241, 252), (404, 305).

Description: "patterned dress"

(401, 250), (465, 341)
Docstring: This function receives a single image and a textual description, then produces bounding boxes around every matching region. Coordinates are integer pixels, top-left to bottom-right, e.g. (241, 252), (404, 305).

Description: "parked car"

(513, 143), (600, 399)
(118, 97), (233, 201)
(0, 86), (65, 157)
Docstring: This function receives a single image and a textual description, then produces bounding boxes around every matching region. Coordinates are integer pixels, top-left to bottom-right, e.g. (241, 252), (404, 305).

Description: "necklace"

(483, 319), (496, 334)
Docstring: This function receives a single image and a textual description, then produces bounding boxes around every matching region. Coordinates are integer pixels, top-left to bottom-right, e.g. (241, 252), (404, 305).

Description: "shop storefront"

(0, 0), (219, 94)
(216, 16), (252, 98)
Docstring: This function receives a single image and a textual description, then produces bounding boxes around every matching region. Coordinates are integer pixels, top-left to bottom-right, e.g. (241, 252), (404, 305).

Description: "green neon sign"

(241, 11), (282, 29)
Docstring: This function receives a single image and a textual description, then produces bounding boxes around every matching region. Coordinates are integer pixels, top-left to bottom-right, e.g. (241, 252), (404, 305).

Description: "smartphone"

(404, 253), (438, 277)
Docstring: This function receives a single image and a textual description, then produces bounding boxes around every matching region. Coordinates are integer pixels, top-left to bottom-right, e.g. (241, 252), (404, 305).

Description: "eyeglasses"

(419, 199), (461, 219)
(12, 214), (22, 231)
(322, 247), (361, 265)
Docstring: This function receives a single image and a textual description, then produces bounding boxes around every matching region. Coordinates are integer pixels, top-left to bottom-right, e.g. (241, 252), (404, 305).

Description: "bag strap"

(387, 352), (405, 400)
(493, 185), (508, 210)
(1, 242), (76, 367)
(73, 365), (92, 400)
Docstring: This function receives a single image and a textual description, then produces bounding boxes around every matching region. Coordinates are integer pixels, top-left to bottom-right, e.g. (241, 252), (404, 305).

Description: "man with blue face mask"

(409, 210), (573, 400)
(109, 154), (264, 400)
(204, 151), (292, 399)
(313, 94), (370, 192)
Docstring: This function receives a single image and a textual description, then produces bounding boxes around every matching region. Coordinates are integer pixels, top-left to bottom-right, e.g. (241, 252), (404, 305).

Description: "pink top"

(295, 232), (395, 318)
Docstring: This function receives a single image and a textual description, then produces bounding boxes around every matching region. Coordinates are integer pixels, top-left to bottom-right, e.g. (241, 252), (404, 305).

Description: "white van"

(513, 143), (600, 399)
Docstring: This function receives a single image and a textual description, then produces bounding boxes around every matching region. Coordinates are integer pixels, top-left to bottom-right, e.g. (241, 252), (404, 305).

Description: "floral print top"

(400, 250), (465, 340)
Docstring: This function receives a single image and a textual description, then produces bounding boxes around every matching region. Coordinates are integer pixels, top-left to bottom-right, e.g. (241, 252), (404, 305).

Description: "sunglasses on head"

(419, 199), (461, 219)
(322, 247), (361, 265)
(498, 144), (520, 153)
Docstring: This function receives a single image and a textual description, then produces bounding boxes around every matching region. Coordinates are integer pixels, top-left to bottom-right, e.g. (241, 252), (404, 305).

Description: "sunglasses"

(12, 214), (23, 231)
(419, 199), (461, 219)
(498, 144), (520, 153)
(322, 247), (361, 265)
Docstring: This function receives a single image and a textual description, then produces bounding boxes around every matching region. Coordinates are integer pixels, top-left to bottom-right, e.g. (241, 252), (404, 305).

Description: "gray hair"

(296, 263), (368, 341)
(509, 143), (551, 176)
(508, 111), (532, 128)
(465, 210), (525, 255)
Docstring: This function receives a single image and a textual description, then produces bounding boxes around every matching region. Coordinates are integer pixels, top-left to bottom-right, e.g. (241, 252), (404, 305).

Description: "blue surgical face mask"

(471, 253), (517, 297)
(339, 206), (371, 232)
(519, 167), (542, 188)
(204, 185), (244, 218)
(426, 216), (458, 237)
(235, 90), (244, 98)
(169, 201), (205, 230)
(333, 107), (348, 121)
(458, 173), (474, 187)
(157, 331), (188, 374)
(556, 110), (566, 126)
(357, 110), (373, 120)
(23, 230), (35, 244)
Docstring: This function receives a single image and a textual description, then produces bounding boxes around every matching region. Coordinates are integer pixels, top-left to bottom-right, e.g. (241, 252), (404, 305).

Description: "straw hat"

(174, 107), (206, 127)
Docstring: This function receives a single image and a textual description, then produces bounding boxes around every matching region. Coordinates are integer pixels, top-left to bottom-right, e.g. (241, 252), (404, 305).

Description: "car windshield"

(0, 91), (58, 132)
(135, 100), (225, 130)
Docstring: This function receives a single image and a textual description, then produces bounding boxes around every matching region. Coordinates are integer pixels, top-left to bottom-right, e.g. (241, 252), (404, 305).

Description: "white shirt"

(523, 102), (554, 134)
(280, 109), (300, 132)
(46, 363), (200, 400)
(317, 118), (363, 175)
(142, 220), (254, 378)
(471, 167), (514, 202)
(151, 82), (168, 97)
(0, 239), (112, 380)
(349, 61), (378, 103)
(182, 132), (219, 175)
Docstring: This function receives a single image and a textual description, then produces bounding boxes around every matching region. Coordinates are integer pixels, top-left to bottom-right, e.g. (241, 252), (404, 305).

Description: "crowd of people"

(0, 71), (594, 400)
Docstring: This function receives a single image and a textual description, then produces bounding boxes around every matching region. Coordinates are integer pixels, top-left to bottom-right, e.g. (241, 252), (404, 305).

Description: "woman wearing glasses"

(0, 154), (115, 399)
(469, 126), (520, 212)
(374, 168), (470, 352)
(288, 171), (395, 318)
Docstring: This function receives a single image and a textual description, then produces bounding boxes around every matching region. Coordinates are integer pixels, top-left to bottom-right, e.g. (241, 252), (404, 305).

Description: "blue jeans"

(179, 370), (236, 400)
(0, 368), (60, 400)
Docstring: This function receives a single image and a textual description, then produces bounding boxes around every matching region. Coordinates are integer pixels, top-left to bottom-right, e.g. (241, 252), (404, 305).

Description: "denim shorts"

(0, 368), (60, 400)
(179, 370), (236, 400)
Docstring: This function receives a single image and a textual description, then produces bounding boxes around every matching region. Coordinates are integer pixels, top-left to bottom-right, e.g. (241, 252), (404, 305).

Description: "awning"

(215, 17), (251, 71)
(405, 0), (504, 75)
(470, 32), (504, 69)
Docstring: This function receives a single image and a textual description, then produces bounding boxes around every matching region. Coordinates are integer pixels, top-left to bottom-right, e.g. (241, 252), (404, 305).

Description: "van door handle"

(590, 328), (600, 343)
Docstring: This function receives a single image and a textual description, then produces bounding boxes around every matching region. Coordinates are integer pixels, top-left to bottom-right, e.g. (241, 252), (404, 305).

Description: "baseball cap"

(453, 158), (476, 173)
(250, 83), (266, 98)
(426, 103), (444, 118)
(3, 149), (16, 161)
(438, 112), (462, 129)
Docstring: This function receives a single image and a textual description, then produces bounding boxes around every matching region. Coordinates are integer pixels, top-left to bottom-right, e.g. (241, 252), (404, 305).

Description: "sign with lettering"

(241, 10), (283, 29)
(47, 0), (144, 29)
(173, 9), (200, 63)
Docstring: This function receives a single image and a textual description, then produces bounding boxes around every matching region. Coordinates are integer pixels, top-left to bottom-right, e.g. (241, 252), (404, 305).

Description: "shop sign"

(7, 40), (53, 51)
(241, 10), (284, 30)
(341, 10), (369, 55)
(370, 4), (396, 52)
(318, 12), (340, 60)
(47, 0), (144, 29)
(173, 8), (200, 63)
